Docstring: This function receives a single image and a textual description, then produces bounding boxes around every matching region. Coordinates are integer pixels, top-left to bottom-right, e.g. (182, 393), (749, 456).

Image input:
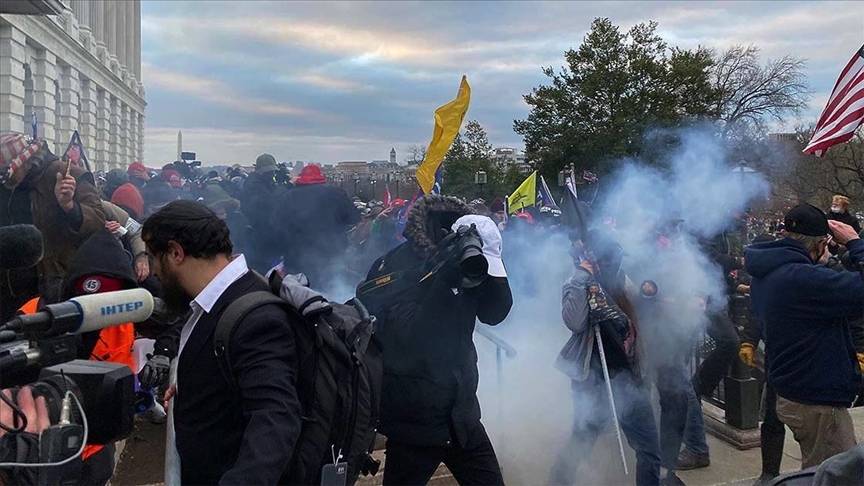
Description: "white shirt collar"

(192, 254), (249, 314)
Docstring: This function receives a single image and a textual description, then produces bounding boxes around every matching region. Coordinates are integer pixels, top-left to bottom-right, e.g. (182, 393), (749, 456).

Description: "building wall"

(0, 0), (145, 171)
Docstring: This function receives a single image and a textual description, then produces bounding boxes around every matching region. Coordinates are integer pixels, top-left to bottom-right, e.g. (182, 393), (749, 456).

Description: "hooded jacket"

(362, 195), (513, 447)
(745, 237), (864, 406)
(0, 143), (105, 306)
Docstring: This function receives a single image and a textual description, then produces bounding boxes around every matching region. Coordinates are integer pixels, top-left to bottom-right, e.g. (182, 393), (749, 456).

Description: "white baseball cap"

(452, 214), (507, 278)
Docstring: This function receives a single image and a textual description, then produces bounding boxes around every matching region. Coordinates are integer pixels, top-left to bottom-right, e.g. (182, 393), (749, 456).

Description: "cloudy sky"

(140, 1), (863, 166)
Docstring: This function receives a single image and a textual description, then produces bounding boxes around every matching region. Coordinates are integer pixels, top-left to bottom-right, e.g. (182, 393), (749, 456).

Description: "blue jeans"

(657, 365), (709, 471)
(549, 369), (661, 486)
(683, 383), (709, 455)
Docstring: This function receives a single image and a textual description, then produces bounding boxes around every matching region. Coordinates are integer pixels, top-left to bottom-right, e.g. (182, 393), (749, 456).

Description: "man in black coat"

(273, 164), (359, 292)
(359, 196), (513, 485)
(143, 200), (302, 485)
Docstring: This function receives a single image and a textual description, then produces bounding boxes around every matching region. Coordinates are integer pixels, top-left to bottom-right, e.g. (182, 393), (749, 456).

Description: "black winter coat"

(174, 271), (302, 485)
(363, 196), (513, 448)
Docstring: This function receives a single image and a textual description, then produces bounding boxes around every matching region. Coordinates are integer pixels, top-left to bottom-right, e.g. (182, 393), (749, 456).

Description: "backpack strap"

(214, 291), (288, 391)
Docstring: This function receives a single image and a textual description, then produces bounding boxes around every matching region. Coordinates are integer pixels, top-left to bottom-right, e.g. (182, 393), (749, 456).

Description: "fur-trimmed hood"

(402, 195), (472, 258)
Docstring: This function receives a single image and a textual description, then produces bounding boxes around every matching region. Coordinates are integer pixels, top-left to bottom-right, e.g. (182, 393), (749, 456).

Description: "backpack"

(213, 273), (383, 485)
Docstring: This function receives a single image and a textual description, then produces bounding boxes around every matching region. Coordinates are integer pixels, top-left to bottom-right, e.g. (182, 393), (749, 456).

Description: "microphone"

(4, 288), (154, 336)
(0, 224), (44, 269)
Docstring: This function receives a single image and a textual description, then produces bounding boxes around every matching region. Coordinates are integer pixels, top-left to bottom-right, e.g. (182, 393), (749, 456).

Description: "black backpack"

(213, 274), (383, 485)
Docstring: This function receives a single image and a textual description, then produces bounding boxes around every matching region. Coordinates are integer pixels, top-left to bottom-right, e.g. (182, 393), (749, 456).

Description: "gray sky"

(140, 0), (863, 166)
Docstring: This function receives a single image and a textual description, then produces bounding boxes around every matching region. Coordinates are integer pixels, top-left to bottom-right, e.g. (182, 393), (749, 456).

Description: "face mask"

(830, 206), (842, 213)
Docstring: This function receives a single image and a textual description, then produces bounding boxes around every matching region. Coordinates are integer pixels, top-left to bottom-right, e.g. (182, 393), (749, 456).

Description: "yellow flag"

(507, 171), (537, 215)
(416, 76), (471, 195)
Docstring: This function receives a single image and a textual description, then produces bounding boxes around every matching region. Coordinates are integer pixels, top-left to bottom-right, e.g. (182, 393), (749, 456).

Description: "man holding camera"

(360, 195), (512, 485)
(745, 204), (864, 469)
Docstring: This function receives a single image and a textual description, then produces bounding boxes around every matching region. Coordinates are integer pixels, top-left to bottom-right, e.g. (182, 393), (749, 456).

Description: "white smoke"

(476, 127), (769, 484)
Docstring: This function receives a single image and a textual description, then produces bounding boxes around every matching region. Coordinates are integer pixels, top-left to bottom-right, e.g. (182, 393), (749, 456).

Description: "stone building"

(0, 0), (145, 171)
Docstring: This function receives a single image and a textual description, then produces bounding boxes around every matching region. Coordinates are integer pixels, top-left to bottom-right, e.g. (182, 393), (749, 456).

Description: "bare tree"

(712, 46), (809, 137)
(405, 144), (427, 165)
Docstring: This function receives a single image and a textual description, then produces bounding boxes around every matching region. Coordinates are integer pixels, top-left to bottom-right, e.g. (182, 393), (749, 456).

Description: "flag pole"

(594, 326), (629, 475)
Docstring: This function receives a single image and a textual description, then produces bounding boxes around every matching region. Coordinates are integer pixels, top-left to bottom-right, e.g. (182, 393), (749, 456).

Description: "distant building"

(336, 160), (369, 176)
(0, 0), (146, 171)
(492, 147), (530, 172)
(390, 147), (396, 165)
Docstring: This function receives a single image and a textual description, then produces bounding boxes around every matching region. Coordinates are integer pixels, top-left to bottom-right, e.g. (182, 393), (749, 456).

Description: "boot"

(676, 447), (710, 470)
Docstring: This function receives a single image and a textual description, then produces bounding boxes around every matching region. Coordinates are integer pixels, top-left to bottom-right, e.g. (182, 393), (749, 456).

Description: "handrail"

(475, 325), (517, 358)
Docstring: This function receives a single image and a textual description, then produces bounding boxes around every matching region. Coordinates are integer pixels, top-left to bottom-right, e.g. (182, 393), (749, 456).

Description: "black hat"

(784, 204), (828, 237)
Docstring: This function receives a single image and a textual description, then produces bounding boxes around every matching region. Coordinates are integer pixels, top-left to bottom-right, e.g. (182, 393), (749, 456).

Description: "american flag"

(803, 44), (864, 156)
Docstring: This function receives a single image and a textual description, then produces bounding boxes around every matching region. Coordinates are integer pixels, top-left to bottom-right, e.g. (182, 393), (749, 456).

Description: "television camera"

(0, 226), (154, 485)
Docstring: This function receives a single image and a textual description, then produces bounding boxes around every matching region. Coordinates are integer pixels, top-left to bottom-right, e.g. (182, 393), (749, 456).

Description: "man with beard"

(142, 200), (302, 485)
(359, 196), (512, 485)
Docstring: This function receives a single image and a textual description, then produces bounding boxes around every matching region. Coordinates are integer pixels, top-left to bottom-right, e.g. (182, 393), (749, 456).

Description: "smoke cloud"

(475, 127), (769, 483)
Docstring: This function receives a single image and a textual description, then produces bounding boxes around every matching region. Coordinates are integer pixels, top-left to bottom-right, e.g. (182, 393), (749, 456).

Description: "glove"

(857, 353), (864, 373)
(738, 343), (756, 368)
(138, 354), (171, 389)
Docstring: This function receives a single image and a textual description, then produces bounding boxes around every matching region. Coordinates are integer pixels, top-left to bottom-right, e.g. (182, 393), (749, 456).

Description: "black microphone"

(0, 224), (44, 269)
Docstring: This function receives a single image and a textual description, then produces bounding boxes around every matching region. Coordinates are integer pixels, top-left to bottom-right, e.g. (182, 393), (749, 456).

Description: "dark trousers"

(694, 311), (739, 397)
(383, 423), (504, 486)
(550, 372), (661, 486)
(760, 382), (786, 476)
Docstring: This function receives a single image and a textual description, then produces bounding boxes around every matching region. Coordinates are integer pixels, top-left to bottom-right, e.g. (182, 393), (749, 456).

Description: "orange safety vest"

(19, 297), (136, 460)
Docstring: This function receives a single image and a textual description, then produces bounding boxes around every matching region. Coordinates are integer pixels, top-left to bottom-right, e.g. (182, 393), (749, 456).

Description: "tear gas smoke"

(475, 127), (769, 483)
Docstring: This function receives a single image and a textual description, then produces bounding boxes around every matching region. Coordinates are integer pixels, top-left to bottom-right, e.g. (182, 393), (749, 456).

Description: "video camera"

(0, 246), (154, 485)
(429, 223), (488, 289)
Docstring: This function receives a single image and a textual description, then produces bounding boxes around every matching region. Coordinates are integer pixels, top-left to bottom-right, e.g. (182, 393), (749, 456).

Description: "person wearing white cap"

(358, 195), (512, 486)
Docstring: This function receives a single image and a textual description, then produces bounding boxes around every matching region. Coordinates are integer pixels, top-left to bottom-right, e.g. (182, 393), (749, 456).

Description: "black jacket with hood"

(745, 237), (864, 407)
(363, 196), (512, 448)
(63, 229), (137, 359)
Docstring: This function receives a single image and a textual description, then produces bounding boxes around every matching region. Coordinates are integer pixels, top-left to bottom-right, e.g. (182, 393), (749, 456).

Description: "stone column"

(96, 0), (105, 46)
(78, 77), (98, 169)
(56, 64), (80, 154)
(137, 112), (144, 162)
(95, 88), (109, 170)
(125, 1), (134, 77)
(106, 1), (118, 69)
(0, 23), (27, 133)
(134, 0), (141, 78)
(31, 49), (57, 143)
(108, 95), (119, 169)
(118, 102), (128, 167)
(77, 1), (93, 51)
(116, 1), (126, 74)
(128, 109), (137, 164)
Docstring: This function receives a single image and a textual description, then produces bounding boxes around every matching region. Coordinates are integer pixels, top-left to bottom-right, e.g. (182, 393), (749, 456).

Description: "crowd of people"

(1, 130), (863, 486)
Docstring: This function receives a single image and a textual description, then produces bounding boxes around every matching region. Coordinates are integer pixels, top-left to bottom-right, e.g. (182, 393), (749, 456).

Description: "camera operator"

(16, 228), (137, 484)
(745, 204), (864, 469)
(360, 196), (512, 485)
(0, 386), (51, 486)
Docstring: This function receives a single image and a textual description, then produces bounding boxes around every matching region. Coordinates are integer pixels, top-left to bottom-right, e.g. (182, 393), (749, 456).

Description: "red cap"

(127, 162), (150, 181)
(295, 164), (326, 185)
(161, 169), (183, 188)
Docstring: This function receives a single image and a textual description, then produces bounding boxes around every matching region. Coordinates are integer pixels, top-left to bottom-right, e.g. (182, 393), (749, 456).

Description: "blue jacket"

(745, 238), (864, 406)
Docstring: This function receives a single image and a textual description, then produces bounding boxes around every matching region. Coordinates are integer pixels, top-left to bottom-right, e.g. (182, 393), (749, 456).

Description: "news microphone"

(4, 288), (154, 336)
(0, 224), (44, 269)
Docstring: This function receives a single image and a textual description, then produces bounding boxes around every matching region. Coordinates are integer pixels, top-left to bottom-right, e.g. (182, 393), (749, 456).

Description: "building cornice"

(0, 13), (145, 113)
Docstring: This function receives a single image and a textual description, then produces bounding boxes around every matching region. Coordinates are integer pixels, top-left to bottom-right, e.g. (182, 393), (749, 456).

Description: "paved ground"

(111, 407), (864, 485)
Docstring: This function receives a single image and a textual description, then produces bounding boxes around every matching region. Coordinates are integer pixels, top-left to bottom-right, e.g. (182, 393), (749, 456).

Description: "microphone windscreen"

(71, 288), (155, 333)
(0, 225), (43, 269)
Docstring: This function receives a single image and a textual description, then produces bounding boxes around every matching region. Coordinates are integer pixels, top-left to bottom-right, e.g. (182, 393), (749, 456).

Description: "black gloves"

(138, 354), (171, 390)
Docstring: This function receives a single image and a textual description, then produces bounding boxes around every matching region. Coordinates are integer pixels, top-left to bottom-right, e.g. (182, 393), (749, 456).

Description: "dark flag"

(63, 130), (91, 173)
